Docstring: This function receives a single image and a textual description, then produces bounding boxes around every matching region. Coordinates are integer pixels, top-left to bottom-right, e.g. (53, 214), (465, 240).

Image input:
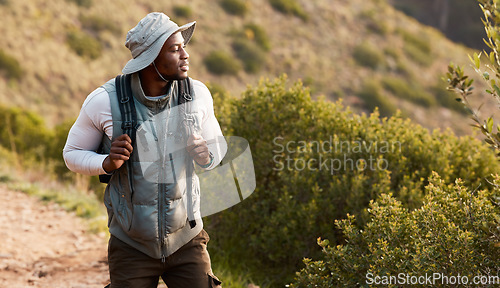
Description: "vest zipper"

(159, 105), (169, 264)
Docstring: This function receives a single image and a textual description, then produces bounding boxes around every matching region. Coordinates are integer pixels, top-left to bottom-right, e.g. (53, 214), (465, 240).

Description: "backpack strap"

(116, 74), (137, 145)
(115, 74), (136, 200)
(99, 74), (137, 189)
(178, 78), (193, 105)
(177, 78), (197, 228)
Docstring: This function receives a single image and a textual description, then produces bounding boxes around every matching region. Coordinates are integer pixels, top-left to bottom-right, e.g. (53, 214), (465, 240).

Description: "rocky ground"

(0, 185), (110, 288)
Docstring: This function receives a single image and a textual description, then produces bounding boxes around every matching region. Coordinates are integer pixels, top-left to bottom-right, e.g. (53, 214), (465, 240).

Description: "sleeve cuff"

(196, 151), (214, 169)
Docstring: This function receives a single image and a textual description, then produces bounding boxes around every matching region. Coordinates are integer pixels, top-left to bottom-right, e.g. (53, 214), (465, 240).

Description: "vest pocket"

(108, 169), (133, 232)
(127, 204), (158, 241)
(164, 197), (187, 233)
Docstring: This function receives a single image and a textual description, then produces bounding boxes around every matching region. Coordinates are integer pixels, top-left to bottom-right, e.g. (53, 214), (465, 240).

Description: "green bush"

(173, 5), (193, 18)
(290, 173), (500, 288)
(404, 43), (434, 67)
(203, 51), (241, 75)
(232, 38), (267, 73)
(220, 0), (249, 16)
(381, 76), (436, 107)
(357, 80), (397, 117)
(0, 49), (22, 80)
(207, 76), (499, 286)
(353, 42), (385, 69)
(242, 23), (271, 51)
(66, 29), (102, 60)
(80, 15), (121, 35)
(361, 9), (389, 35)
(0, 105), (53, 161)
(399, 29), (432, 54)
(206, 82), (233, 128)
(65, 0), (92, 8)
(269, 0), (308, 21)
(45, 119), (75, 180)
(398, 28), (433, 67)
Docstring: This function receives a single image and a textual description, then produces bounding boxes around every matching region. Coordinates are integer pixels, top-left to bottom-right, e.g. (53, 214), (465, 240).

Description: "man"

(63, 12), (224, 288)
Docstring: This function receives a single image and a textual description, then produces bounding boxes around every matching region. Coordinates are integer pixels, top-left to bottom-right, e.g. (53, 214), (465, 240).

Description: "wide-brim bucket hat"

(122, 12), (195, 74)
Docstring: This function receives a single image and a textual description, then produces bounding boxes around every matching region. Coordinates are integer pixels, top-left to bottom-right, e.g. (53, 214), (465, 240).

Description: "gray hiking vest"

(100, 73), (203, 260)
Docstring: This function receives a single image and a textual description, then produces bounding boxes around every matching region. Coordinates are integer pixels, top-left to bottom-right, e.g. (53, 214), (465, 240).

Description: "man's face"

(154, 32), (189, 80)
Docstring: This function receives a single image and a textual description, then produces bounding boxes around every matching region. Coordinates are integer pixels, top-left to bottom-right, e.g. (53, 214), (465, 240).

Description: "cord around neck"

(152, 61), (169, 83)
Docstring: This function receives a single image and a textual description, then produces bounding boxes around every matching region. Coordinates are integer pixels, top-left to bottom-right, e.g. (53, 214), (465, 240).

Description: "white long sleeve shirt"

(63, 78), (225, 176)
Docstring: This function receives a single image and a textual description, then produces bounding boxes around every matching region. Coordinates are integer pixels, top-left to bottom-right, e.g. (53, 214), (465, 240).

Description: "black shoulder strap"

(177, 78), (193, 106)
(177, 78), (197, 228)
(116, 74), (137, 144)
(99, 74), (136, 184)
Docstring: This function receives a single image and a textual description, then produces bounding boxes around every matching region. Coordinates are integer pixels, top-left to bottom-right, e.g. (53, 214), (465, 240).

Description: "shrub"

(65, 0), (92, 8)
(269, 0), (308, 21)
(66, 29), (102, 59)
(357, 80), (397, 117)
(220, 0), (249, 16)
(381, 76), (436, 107)
(242, 23), (271, 51)
(206, 82), (233, 128)
(173, 5), (193, 18)
(290, 173), (500, 287)
(399, 29), (432, 54)
(207, 76), (499, 286)
(398, 28), (433, 67)
(0, 49), (22, 80)
(80, 15), (121, 35)
(0, 105), (53, 161)
(353, 42), (385, 69)
(361, 9), (389, 35)
(203, 51), (241, 75)
(232, 38), (267, 73)
(404, 43), (434, 67)
(45, 119), (76, 180)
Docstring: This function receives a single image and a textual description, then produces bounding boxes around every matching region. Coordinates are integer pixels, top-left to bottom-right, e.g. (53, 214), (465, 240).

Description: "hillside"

(0, 0), (497, 135)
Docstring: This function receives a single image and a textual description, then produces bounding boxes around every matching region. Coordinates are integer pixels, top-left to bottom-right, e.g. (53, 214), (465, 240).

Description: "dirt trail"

(0, 185), (110, 288)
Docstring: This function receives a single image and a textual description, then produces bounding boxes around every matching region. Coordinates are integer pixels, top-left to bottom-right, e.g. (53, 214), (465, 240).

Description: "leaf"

(494, 84), (500, 96)
(484, 71), (490, 80)
(487, 117), (494, 133)
(448, 65), (454, 74)
(471, 52), (481, 69)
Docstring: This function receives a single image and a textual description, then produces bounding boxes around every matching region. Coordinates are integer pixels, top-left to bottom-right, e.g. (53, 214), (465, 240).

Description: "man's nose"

(181, 47), (189, 59)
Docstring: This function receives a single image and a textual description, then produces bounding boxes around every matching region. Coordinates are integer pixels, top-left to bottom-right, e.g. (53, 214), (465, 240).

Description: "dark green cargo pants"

(106, 229), (222, 288)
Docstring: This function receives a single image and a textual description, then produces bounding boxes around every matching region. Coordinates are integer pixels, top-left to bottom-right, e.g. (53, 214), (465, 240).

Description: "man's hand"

(102, 134), (133, 173)
(186, 134), (210, 166)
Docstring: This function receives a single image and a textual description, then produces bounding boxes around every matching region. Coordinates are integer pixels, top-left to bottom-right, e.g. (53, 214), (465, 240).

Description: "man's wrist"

(102, 156), (114, 174)
(196, 151), (214, 168)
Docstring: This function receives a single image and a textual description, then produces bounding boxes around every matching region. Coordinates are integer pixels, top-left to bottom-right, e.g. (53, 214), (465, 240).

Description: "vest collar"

(131, 73), (178, 110)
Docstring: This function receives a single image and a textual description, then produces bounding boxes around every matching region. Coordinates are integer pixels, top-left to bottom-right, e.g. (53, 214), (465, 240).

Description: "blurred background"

(0, 0), (499, 287)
